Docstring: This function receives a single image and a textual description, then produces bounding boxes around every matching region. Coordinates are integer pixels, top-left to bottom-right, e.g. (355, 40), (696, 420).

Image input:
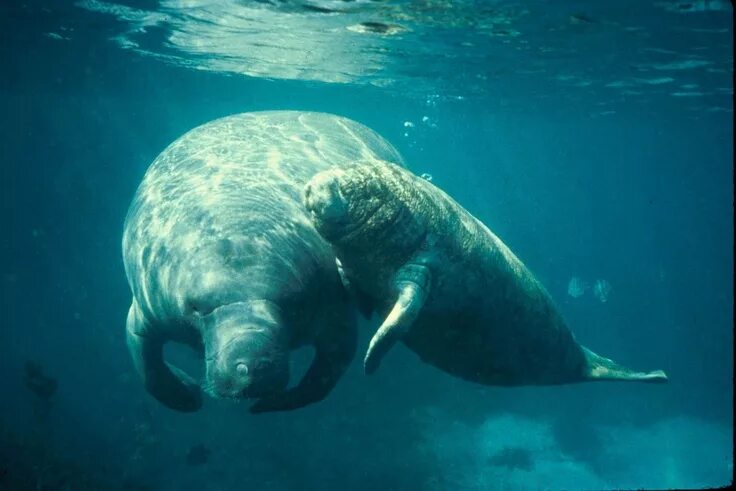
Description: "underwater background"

(0, 0), (732, 489)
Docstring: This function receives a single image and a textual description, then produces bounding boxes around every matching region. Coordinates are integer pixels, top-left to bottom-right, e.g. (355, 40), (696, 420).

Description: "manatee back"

(143, 111), (403, 183)
(125, 111), (403, 230)
(325, 160), (589, 385)
(122, 111), (403, 320)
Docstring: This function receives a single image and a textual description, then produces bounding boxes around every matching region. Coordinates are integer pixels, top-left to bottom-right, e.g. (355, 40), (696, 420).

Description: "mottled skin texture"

(123, 111), (404, 413)
(305, 160), (668, 386)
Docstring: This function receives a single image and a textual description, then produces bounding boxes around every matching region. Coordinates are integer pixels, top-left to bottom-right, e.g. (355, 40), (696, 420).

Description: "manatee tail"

(582, 346), (668, 383)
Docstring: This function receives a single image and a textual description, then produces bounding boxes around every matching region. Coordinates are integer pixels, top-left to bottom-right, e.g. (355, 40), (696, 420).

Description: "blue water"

(1, 1), (732, 489)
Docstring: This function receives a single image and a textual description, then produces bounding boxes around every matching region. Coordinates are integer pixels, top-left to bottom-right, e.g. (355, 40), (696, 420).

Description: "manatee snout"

(304, 169), (350, 229)
(305, 163), (420, 250)
(207, 336), (289, 399)
(202, 301), (289, 399)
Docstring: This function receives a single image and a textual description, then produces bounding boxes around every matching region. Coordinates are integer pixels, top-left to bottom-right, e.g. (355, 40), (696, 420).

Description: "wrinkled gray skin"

(123, 111), (404, 413)
(305, 161), (668, 386)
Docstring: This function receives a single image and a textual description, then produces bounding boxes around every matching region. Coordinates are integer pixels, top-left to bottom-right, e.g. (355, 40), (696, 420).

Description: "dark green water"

(1, 1), (732, 489)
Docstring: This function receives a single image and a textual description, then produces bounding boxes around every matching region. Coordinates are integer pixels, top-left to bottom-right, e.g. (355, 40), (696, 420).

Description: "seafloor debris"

(23, 361), (57, 401)
(346, 21), (407, 35)
(569, 13), (597, 25)
(0, 422), (152, 490)
(656, 0), (731, 13)
(24, 360), (58, 421)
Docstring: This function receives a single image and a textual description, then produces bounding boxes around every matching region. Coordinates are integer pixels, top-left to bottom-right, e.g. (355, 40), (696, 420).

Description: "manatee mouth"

(200, 300), (289, 399)
(203, 377), (282, 401)
(203, 349), (289, 400)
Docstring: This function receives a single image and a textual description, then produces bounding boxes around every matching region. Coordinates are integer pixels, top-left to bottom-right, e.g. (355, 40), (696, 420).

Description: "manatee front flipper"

(364, 254), (434, 375)
(582, 347), (668, 384)
(249, 304), (357, 414)
(126, 302), (203, 412)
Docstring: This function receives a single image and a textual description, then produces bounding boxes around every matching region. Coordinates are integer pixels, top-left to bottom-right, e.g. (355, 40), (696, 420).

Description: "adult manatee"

(304, 160), (668, 386)
(122, 111), (404, 413)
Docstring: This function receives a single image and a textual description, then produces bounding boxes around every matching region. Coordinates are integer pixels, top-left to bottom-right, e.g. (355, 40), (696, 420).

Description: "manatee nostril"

(236, 362), (249, 376)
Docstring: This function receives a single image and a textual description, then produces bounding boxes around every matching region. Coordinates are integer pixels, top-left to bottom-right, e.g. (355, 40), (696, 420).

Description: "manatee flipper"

(126, 302), (203, 412)
(249, 303), (357, 414)
(582, 347), (668, 383)
(364, 257), (433, 375)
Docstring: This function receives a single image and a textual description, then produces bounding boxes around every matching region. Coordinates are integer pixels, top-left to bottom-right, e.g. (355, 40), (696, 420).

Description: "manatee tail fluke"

(582, 347), (668, 384)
